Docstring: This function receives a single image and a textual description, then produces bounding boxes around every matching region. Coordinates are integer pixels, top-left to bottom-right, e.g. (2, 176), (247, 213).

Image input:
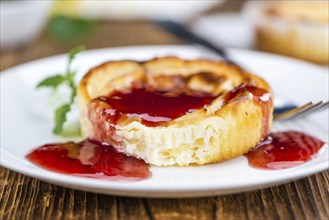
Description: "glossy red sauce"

(87, 88), (216, 145)
(88, 85), (272, 145)
(246, 131), (325, 169)
(26, 139), (151, 181)
(102, 88), (215, 126)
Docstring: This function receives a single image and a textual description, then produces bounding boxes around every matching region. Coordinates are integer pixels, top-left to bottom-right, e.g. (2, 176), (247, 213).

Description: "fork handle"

(273, 104), (298, 115)
(156, 20), (238, 66)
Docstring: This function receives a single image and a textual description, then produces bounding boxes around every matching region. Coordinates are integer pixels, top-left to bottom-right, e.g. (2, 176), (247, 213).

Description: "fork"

(274, 100), (329, 121)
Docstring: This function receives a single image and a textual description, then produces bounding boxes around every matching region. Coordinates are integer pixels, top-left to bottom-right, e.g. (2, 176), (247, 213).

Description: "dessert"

(77, 57), (274, 166)
(254, 1), (329, 64)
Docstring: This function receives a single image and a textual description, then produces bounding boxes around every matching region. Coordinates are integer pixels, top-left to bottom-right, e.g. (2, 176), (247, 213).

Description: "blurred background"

(0, 0), (328, 69)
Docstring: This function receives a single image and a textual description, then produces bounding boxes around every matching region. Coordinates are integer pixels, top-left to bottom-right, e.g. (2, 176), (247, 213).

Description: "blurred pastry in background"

(253, 1), (329, 64)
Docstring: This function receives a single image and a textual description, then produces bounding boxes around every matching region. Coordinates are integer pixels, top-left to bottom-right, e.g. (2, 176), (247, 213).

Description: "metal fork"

(274, 100), (329, 121)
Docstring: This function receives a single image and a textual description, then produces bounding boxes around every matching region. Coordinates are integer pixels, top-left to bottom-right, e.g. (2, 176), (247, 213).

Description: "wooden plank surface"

(1, 18), (328, 220)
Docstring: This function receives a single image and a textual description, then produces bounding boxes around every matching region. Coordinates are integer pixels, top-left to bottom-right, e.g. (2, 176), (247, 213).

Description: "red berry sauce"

(246, 131), (325, 169)
(26, 139), (151, 181)
(102, 88), (215, 126)
(87, 88), (216, 145)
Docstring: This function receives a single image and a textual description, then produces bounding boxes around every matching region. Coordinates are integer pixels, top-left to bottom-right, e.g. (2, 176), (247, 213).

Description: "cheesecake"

(77, 57), (273, 166)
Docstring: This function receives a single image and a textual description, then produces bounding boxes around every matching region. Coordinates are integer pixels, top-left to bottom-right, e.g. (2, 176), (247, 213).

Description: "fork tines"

(274, 100), (329, 121)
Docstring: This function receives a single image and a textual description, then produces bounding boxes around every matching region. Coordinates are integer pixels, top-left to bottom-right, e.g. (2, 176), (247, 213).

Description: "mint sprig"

(53, 103), (71, 134)
(37, 46), (85, 135)
(36, 75), (66, 89)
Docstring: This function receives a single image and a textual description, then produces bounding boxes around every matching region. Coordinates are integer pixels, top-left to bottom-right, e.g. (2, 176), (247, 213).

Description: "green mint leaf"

(69, 45), (85, 64)
(53, 103), (71, 134)
(36, 75), (67, 89)
(67, 71), (76, 83)
(70, 85), (77, 103)
(36, 46), (86, 135)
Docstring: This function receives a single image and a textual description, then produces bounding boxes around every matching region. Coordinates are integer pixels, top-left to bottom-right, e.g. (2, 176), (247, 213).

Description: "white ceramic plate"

(1, 46), (328, 198)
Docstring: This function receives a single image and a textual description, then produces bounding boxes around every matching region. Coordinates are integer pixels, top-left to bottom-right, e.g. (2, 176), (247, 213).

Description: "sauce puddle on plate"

(246, 131), (325, 169)
(26, 131), (325, 180)
(26, 139), (151, 181)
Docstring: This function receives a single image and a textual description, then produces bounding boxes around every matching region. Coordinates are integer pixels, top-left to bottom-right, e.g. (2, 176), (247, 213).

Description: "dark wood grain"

(1, 167), (328, 220)
(1, 13), (328, 220)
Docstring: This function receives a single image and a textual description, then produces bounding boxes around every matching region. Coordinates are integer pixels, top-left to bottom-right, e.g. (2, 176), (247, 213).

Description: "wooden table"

(1, 8), (329, 220)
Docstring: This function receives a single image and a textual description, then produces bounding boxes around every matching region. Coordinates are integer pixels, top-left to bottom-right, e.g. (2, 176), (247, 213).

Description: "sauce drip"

(223, 84), (272, 138)
(246, 131), (325, 169)
(102, 88), (215, 126)
(26, 139), (151, 181)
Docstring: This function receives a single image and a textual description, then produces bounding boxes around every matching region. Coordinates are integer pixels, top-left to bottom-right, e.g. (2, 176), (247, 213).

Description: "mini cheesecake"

(255, 1), (329, 64)
(77, 57), (273, 166)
